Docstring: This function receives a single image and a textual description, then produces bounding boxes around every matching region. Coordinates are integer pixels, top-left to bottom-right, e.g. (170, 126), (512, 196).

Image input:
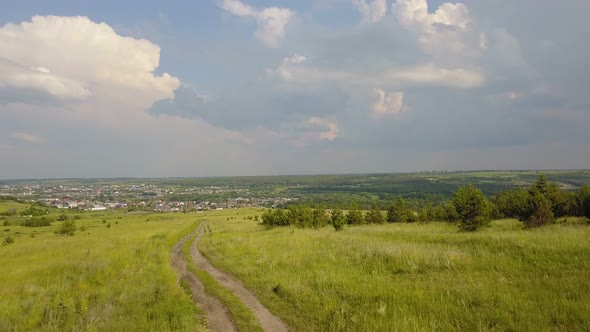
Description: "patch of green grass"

(199, 209), (590, 331)
(0, 204), (205, 331)
(182, 228), (264, 332)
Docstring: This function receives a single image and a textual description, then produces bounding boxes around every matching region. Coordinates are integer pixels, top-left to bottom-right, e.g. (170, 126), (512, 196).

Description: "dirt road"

(191, 224), (290, 332)
(170, 228), (237, 332)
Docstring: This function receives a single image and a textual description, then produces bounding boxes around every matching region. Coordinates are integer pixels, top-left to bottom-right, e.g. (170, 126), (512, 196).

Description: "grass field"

(3, 202), (589, 331)
(0, 205), (205, 331)
(199, 209), (590, 331)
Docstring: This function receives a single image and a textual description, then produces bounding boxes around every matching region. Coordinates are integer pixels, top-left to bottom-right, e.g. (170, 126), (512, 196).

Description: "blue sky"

(1, 0), (589, 179)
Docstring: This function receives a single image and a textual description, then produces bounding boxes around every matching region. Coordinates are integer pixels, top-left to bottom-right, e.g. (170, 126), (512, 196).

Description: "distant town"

(0, 182), (295, 213)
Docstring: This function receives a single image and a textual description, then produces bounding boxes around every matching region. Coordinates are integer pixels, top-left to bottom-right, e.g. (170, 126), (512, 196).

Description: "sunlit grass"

(0, 206), (205, 331)
(200, 209), (590, 331)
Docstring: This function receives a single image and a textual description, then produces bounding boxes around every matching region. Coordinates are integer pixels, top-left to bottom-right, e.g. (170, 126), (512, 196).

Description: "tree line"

(261, 174), (590, 232)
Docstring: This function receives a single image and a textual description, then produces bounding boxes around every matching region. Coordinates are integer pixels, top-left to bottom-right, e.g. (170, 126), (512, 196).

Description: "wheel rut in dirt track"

(192, 223), (291, 332)
(170, 228), (237, 332)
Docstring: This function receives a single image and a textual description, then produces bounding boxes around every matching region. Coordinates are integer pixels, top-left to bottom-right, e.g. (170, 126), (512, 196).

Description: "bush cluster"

(22, 217), (52, 227)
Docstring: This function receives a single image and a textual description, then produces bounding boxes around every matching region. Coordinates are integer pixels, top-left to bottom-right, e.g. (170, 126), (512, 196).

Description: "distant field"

(0, 200), (28, 213)
(0, 204), (205, 331)
(200, 209), (590, 331)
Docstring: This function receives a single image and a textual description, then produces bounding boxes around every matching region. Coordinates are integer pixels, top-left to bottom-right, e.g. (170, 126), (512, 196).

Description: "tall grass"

(200, 209), (590, 331)
(0, 207), (205, 331)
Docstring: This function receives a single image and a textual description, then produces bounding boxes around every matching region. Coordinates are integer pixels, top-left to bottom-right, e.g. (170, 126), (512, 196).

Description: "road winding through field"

(171, 228), (237, 332)
(172, 223), (290, 332)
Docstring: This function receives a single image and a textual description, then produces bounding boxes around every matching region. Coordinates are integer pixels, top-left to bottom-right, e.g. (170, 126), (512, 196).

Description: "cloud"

(388, 64), (484, 88)
(354, 0), (388, 23)
(308, 117), (339, 141)
(220, 0), (294, 47)
(10, 132), (46, 145)
(393, 0), (480, 61)
(0, 57), (90, 102)
(372, 89), (406, 119)
(0, 15), (179, 105)
(270, 56), (484, 89)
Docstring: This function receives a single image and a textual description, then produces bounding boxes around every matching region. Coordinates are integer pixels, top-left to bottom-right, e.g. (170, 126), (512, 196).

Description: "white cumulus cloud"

(372, 89), (406, 119)
(393, 0), (477, 60)
(354, 0), (388, 23)
(0, 15), (180, 105)
(0, 58), (90, 100)
(220, 0), (294, 47)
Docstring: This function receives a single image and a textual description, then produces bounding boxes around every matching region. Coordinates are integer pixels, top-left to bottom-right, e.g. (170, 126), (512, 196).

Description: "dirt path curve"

(171, 227), (237, 332)
(192, 224), (291, 332)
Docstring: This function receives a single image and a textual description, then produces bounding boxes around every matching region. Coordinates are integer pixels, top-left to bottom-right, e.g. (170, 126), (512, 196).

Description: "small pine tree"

(330, 209), (346, 231)
(387, 196), (409, 223)
(365, 203), (384, 224)
(346, 208), (364, 225)
(531, 174), (549, 196)
(524, 192), (554, 228)
(451, 184), (491, 232)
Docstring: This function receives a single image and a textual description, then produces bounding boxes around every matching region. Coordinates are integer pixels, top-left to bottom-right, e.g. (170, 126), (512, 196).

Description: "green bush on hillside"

(55, 220), (76, 236)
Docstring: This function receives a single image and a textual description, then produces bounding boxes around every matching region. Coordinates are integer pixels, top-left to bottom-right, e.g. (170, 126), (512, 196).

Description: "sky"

(1, 0), (589, 179)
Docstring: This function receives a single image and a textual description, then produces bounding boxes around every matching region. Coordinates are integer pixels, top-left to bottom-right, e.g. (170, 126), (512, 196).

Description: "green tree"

(261, 208), (291, 227)
(532, 173), (549, 196)
(451, 184), (491, 232)
(524, 192), (554, 227)
(365, 202), (384, 224)
(346, 207), (364, 225)
(311, 207), (330, 228)
(578, 184), (590, 220)
(494, 188), (533, 220)
(330, 209), (346, 231)
(386, 196), (408, 223)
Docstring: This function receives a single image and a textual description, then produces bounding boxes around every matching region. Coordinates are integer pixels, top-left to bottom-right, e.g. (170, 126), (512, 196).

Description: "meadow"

(199, 209), (590, 331)
(0, 204), (205, 331)
(3, 201), (590, 332)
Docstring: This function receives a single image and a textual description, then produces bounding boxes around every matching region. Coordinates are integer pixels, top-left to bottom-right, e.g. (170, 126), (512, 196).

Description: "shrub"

(330, 209), (346, 231)
(524, 193), (554, 228)
(2, 236), (14, 246)
(20, 206), (48, 217)
(365, 203), (384, 224)
(57, 214), (68, 221)
(55, 220), (76, 236)
(22, 217), (52, 227)
(387, 196), (409, 223)
(260, 208), (291, 227)
(346, 209), (364, 225)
